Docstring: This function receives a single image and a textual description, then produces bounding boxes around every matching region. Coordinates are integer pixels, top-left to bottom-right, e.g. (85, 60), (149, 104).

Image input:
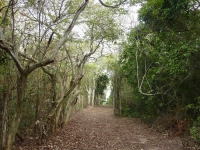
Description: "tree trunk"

(81, 95), (84, 109)
(92, 87), (95, 107)
(47, 75), (78, 132)
(45, 73), (58, 132)
(47, 86), (64, 132)
(1, 98), (8, 150)
(97, 94), (100, 105)
(113, 72), (122, 116)
(6, 75), (27, 150)
(62, 100), (72, 125)
(0, 84), (11, 150)
(34, 89), (40, 133)
(87, 89), (91, 106)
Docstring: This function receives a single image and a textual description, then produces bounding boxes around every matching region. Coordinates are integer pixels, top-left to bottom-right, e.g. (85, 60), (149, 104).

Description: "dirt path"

(16, 106), (182, 150)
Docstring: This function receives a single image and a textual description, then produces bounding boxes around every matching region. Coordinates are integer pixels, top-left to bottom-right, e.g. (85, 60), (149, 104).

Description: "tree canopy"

(115, 0), (200, 142)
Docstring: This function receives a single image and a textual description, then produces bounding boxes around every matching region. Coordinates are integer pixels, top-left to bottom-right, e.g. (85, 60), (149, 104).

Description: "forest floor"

(15, 106), (183, 150)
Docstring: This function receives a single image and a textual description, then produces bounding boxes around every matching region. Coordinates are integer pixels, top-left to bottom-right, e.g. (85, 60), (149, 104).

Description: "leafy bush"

(190, 117), (200, 143)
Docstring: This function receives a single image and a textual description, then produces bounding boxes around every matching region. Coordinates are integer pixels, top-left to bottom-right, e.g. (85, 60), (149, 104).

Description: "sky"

(121, 4), (141, 31)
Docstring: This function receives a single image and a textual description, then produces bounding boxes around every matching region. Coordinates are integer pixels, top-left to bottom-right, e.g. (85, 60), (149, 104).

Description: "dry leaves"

(15, 106), (182, 150)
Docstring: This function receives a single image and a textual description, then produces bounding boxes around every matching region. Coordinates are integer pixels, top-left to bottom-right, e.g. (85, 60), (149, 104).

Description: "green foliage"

(0, 51), (10, 65)
(67, 0), (83, 14)
(83, 3), (122, 42)
(95, 74), (109, 96)
(119, 24), (200, 121)
(106, 95), (113, 105)
(190, 116), (200, 142)
(114, 0), (200, 131)
(138, 0), (200, 32)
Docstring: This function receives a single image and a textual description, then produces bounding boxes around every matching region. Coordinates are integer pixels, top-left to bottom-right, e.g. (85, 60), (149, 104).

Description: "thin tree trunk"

(97, 94), (100, 105)
(81, 95), (84, 109)
(1, 98), (8, 150)
(92, 86), (95, 107)
(1, 84), (11, 150)
(87, 89), (91, 106)
(34, 91), (40, 133)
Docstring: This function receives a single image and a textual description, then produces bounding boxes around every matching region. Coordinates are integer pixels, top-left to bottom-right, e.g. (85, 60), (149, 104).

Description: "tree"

(0, 0), (88, 149)
(95, 74), (109, 105)
(116, 0), (200, 136)
(83, 63), (97, 106)
(0, 0), (126, 149)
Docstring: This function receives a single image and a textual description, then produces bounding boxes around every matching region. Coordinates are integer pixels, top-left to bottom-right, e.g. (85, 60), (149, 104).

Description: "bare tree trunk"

(62, 100), (72, 125)
(34, 84), (40, 133)
(88, 88), (91, 105)
(0, 84), (11, 150)
(4, 60), (53, 149)
(119, 91), (122, 116)
(97, 94), (100, 106)
(113, 72), (122, 116)
(47, 74), (81, 132)
(81, 95), (84, 109)
(46, 73), (65, 132)
(6, 75), (27, 150)
(1, 98), (7, 150)
(91, 89), (95, 107)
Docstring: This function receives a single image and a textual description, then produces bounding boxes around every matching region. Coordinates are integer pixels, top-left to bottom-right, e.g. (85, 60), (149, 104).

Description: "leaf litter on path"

(15, 106), (182, 150)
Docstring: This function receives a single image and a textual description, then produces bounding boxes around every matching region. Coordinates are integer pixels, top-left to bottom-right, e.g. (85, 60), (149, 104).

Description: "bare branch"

(98, 0), (127, 8)
(19, 52), (36, 63)
(0, 5), (8, 12)
(71, 90), (80, 106)
(0, 40), (24, 73)
(47, 32), (54, 48)
(51, 0), (89, 59)
(42, 67), (54, 77)
(64, 46), (74, 76)
(25, 59), (54, 75)
(1, 0), (12, 33)
(79, 36), (105, 68)
(135, 40), (161, 96)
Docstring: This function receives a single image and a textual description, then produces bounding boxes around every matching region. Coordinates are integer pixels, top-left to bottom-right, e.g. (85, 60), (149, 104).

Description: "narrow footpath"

(16, 106), (182, 150)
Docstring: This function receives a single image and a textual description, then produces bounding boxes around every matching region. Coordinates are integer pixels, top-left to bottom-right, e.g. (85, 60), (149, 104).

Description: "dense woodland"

(114, 0), (200, 142)
(0, 0), (200, 149)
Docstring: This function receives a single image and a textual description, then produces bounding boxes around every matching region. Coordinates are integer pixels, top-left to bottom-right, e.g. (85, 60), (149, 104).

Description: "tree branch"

(135, 40), (160, 96)
(51, 0), (89, 59)
(71, 90), (80, 106)
(79, 38), (104, 67)
(0, 40), (24, 73)
(25, 59), (54, 75)
(64, 46), (74, 76)
(42, 67), (54, 77)
(98, 0), (127, 8)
